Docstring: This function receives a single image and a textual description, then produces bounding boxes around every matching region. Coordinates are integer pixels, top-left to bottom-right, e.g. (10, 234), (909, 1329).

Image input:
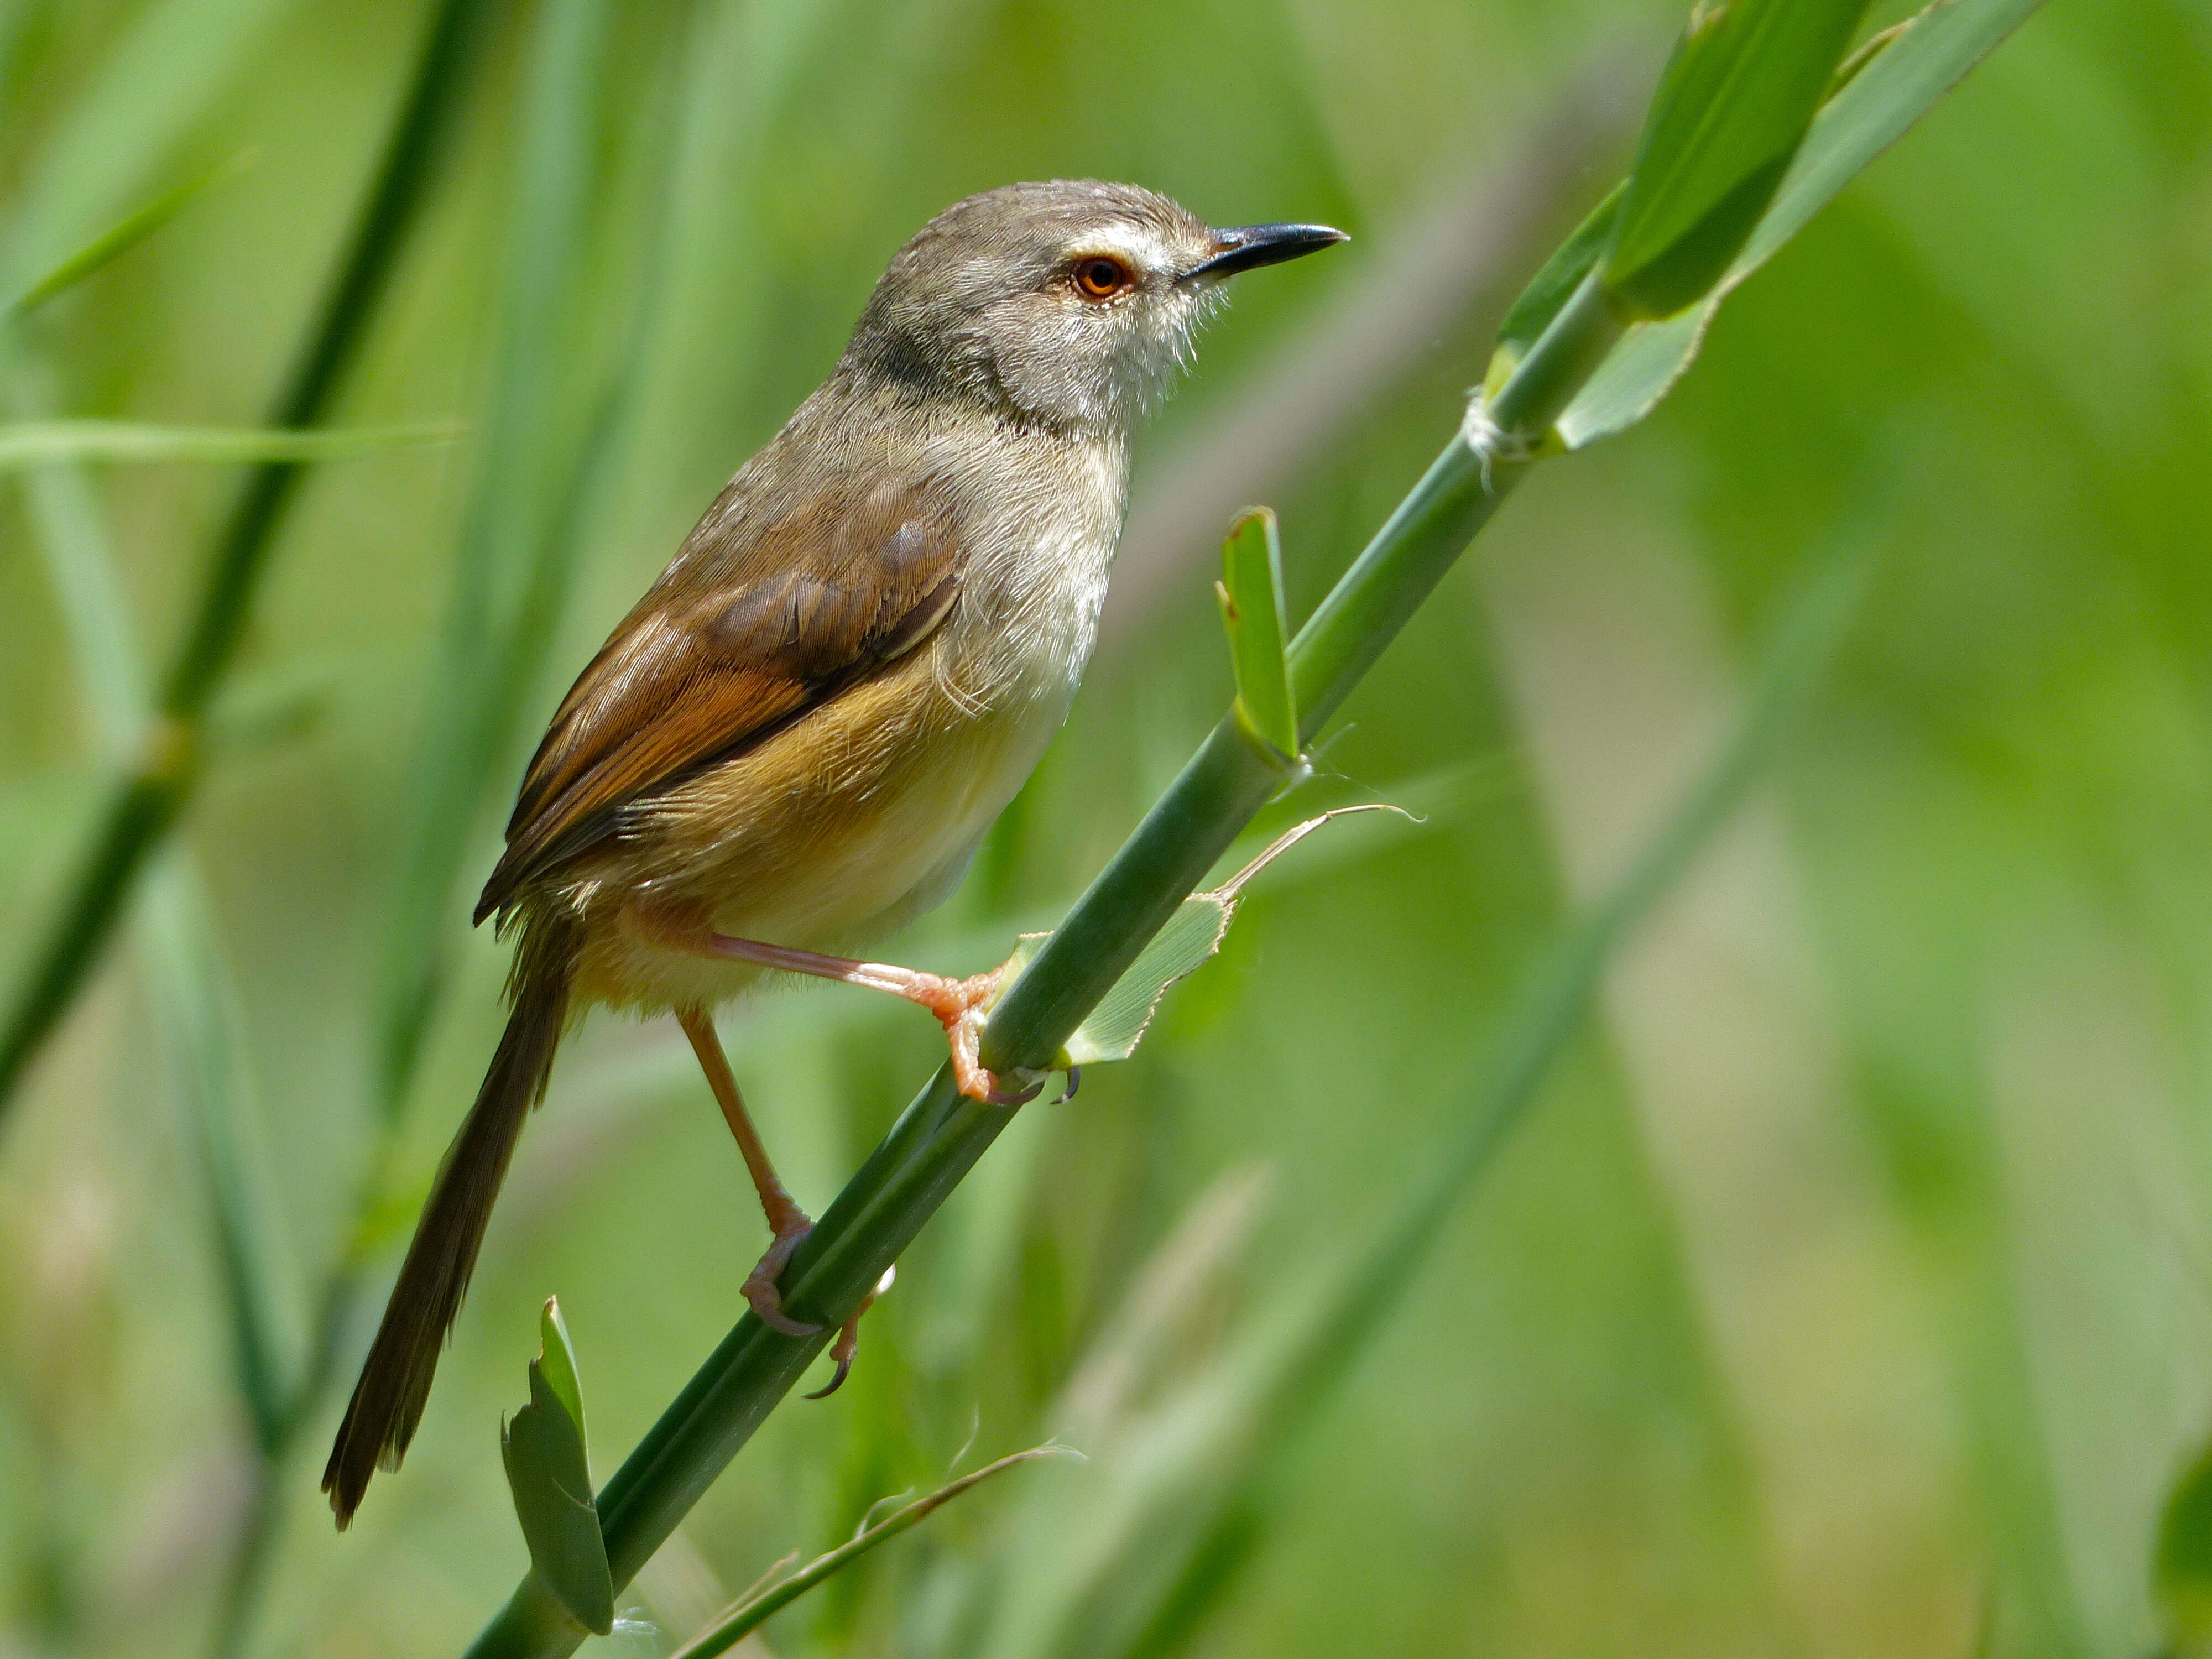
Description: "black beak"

(1181, 222), (1348, 283)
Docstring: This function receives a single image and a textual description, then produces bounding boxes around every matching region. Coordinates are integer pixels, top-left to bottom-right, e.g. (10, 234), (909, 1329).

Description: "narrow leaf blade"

(0, 420), (453, 471)
(670, 1448), (1072, 1659)
(1004, 807), (1410, 1069)
(536, 1296), (586, 1443)
(1217, 508), (1298, 761)
(1059, 895), (1237, 1066)
(1604, 0), (1870, 319)
(1560, 0), (2046, 448)
(6, 152), (249, 316)
(1486, 181), (1623, 393)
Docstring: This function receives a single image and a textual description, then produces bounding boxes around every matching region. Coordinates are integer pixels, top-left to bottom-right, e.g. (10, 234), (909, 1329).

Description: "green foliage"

(460, 3), (2024, 1650)
(1561, 0), (2047, 447)
(1486, 180), (1623, 391)
(1216, 507), (1300, 764)
(373, 0), (635, 1116)
(500, 1300), (613, 1637)
(1006, 895), (1231, 1071)
(670, 1448), (1071, 1659)
(0, 0), (494, 1110)
(1010, 808), (1397, 1070)
(0, 1), (2186, 1658)
(1601, 0), (1869, 319)
(0, 420), (451, 469)
(2159, 1440), (2212, 1653)
(3, 153), (249, 319)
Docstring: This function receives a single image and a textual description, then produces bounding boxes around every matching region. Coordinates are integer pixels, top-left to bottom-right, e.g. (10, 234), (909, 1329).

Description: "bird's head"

(844, 180), (1345, 436)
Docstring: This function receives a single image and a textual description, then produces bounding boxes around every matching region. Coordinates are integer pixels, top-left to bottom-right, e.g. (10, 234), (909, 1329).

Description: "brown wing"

(474, 472), (961, 923)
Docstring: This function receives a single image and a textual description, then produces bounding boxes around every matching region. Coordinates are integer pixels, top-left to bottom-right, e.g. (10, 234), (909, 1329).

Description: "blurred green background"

(2, 1), (2206, 1656)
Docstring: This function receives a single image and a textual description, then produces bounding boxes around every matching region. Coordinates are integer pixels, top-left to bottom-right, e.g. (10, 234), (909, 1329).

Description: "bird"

(322, 180), (1345, 1527)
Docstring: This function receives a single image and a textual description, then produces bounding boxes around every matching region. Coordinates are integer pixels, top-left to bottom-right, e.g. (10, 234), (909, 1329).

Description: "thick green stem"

(0, 0), (497, 1113)
(461, 259), (1623, 1659)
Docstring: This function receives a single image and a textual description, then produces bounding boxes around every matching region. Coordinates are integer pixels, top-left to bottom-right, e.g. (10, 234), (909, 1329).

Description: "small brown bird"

(322, 180), (1343, 1526)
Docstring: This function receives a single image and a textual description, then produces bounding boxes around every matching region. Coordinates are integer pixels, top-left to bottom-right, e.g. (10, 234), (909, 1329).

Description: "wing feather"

(475, 474), (962, 922)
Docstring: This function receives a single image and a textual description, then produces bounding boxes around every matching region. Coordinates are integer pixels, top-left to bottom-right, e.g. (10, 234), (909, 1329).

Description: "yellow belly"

(558, 633), (1068, 1015)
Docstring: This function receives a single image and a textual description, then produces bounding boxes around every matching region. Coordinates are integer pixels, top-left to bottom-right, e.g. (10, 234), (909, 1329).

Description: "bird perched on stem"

(323, 180), (1344, 1526)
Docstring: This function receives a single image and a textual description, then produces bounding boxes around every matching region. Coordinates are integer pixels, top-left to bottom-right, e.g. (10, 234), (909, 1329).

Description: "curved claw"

(804, 1353), (853, 1400)
(804, 1266), (891, 1401)
(1051, 1067), (1081, 1105)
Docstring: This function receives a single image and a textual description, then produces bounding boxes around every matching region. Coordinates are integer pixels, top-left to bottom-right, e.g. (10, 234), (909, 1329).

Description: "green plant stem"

(0, 0), (497, 1114)
(1096, 536), (1874, 1659)
(670, 1448), (1070, 1659)
(984, 273), (1619, 1073)
(461, 262), (1623, 1659)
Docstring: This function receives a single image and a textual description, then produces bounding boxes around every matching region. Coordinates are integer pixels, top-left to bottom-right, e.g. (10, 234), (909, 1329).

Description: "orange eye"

(1073, 256), (1132, 301)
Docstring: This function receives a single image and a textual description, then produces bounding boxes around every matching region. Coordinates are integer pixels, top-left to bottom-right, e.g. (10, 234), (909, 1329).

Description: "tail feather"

(323, 910), (578, 1528)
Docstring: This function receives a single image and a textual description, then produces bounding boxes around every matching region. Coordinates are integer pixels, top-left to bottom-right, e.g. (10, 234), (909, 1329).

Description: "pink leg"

(677, 1006), (821, 1338)
(635, 911), (1044, 1106)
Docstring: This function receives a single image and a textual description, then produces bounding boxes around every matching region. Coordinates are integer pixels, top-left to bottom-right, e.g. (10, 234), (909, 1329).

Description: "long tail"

(323, 908), (579, 1528)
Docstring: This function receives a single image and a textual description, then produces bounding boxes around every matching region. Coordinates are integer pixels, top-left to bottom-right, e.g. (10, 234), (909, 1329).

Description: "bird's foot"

(806, 1265), (895, 1400)
(645, 916), (1047, 1106)
(893, 965), (1045, 1105)
(743, 1214), (823, 1338)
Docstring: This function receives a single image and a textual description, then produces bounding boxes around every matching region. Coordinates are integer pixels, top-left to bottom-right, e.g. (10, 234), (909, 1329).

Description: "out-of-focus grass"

(3, 1), (2209, 1657)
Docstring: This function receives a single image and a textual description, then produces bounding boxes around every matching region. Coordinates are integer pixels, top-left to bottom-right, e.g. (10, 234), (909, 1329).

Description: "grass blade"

(373, 0), (667, 1114)
(12, 355), (302, 1659)
(3, 152), (251, 317)
(141, 861), (294, 1452)
(1118, 541), (1875, 1659)
(1560, 0), (2048, 448)
(503, 1300), (613, 1636)
(947, 543), (1870, 1659)
(0, 0), (289, 300)
(0, 419), (453, 469)
(671, 1449), (1074, 1659)
(1216, 508), (1298, 763)
(0, 0), (498, 1114)
(1602, 0), (1869, 319)
(1484, 179), (1623, 389)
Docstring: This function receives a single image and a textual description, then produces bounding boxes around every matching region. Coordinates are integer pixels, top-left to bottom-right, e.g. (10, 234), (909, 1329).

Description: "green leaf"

(1603, 0), (1870, 320)
(1484, 181), (1623, 394)
(2158, 1440), (2212, 1649)
(0, 0), (495, 1118)
(955, 545), (1876, 1659)
(1557, 305), (1712, 448)
(5, 152), (251, 317)
(0, 0), (291, 301)
(1001, 807), (1408, 1069)
(1021, 895), (1232, 1068)
(0, 420), (454, 471)
(502, 1297), (613, 1636)
(670, 1448), (1073, 1659)
(1215, 508), (1299, 764)
(534, 1297), (586, 1435)
(1559, 0), (2046, 448)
